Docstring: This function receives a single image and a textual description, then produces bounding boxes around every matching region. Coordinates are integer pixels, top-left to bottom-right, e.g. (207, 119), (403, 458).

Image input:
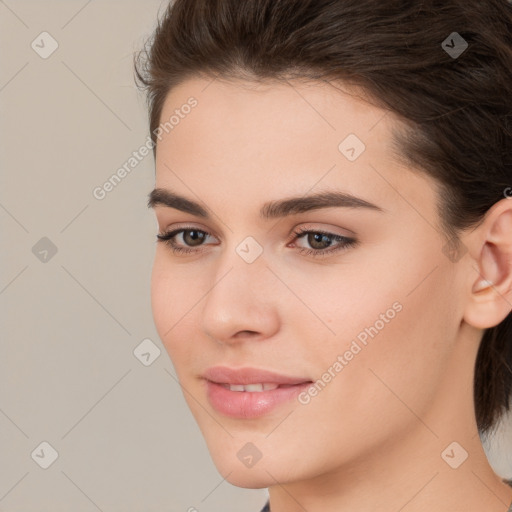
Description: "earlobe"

(463, 200), (512, 330)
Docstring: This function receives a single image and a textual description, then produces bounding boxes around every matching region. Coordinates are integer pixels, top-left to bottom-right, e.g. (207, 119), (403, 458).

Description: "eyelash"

(156, 225), (357, 258)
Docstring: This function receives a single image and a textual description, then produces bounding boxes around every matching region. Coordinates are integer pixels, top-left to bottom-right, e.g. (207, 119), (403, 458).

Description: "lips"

(203, 366), (313, 418)
(203, 366), (311, 386)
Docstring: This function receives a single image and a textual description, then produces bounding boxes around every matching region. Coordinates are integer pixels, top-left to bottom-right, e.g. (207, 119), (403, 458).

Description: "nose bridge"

(211, 232), (268, 295)
(200, 235), (278, 341)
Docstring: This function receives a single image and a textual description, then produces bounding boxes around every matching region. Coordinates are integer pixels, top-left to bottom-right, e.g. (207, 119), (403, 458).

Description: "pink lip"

(203, 366), (312, 419)
(203, 366), (310, 386)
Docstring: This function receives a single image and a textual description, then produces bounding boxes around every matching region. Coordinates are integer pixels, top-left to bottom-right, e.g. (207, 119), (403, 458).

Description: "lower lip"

(205, 380), (312, 419)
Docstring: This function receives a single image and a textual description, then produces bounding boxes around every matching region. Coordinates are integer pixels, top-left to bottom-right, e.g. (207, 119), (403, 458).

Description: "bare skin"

(148, 76), (512, 512)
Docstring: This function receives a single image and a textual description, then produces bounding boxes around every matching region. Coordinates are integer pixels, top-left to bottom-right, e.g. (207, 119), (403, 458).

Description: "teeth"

(223, 383), (280, 392)
(244, 384), (264, 392)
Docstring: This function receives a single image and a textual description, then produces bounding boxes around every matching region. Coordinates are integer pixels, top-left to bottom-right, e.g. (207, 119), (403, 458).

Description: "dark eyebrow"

(147, 187), (384, 219)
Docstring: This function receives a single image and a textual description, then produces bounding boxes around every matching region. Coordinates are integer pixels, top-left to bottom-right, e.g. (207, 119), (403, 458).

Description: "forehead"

(156, 77), (392, 175)
(153, 76), (439, 226)
(158, 76), (393, 150)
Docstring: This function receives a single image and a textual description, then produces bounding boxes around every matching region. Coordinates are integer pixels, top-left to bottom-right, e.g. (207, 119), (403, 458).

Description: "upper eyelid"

(158, 223), (349, 235)
(154, 207), (358, 235)
(161, 225), (219, 240)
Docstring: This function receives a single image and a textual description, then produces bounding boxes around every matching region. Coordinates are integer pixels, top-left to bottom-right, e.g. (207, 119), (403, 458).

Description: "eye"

(290, 226), (357, 258)
(156, 225), (357, 258)
(156, 227), (216, 255)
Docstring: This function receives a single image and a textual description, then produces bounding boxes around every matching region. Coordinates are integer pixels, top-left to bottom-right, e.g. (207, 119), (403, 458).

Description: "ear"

(463, 198), (512, 329)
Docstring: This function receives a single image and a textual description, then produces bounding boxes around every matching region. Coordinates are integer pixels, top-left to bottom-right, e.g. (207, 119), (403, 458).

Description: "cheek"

(313, 264), (458, 434)
(150, 253), (208, 370)
(150, 256), (169, 335)
(301, 242), (459, 418)
(150, 254), (185, 354)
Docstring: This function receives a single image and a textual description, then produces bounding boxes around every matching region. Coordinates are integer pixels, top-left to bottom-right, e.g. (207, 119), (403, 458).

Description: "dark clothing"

(259, 501), (270, 512)
(259, 478), (512, 512)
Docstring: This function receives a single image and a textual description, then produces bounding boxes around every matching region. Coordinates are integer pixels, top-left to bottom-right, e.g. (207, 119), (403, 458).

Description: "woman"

(136, 0), (512, 510)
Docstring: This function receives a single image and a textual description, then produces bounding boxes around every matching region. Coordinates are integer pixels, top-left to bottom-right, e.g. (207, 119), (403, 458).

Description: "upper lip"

(203, 366), (311, 386)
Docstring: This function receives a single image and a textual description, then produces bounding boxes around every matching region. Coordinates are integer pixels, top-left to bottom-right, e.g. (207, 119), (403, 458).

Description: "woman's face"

(149, 77), (470, 488)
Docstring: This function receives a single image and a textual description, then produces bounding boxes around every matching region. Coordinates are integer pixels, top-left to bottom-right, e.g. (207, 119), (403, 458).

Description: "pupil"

(185, 230), (204, 246)
(310, 233), (331, 249)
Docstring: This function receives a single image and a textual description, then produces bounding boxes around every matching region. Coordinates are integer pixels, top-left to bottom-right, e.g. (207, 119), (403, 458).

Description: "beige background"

(0, 1), (510, 511)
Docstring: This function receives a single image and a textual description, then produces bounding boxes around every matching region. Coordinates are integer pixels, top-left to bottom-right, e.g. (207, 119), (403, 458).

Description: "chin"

(201, 438), (274, 487)
(217, 464), (276, 489)
(206, 441), (304, 489)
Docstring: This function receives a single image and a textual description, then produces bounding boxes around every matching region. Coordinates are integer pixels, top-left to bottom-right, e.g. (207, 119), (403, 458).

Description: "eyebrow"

(147, 187), (384, 219)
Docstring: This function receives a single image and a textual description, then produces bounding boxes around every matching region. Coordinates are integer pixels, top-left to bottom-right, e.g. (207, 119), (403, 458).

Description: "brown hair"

(134, 0), (512, 435)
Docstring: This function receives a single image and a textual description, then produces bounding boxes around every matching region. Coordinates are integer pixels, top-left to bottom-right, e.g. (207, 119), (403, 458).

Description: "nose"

(200, 249), (280, 345)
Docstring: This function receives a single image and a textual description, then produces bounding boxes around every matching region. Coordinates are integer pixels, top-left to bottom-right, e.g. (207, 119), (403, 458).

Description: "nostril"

(234, 330), (260, 338)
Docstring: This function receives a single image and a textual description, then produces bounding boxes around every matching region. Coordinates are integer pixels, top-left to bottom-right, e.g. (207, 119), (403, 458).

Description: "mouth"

(203, 366), (313, 418)
(203, 365), (311, 386)
(217, 382), (301, 392)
